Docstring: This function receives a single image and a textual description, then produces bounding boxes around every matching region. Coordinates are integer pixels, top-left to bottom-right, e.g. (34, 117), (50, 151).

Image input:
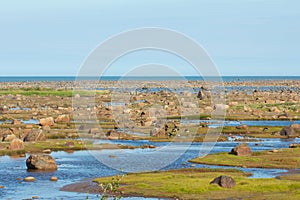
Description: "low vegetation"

(0, 89), (109, 97)
(94, 168), (300, 200)
(190, 148), (300, 169)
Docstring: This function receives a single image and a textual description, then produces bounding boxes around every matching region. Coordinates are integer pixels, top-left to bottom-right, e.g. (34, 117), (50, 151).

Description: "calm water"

(0, 76), (300, 82)
(1, 138), (299, 199)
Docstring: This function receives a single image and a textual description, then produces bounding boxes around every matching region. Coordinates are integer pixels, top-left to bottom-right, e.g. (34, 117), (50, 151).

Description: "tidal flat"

(0, 79), (300, 199)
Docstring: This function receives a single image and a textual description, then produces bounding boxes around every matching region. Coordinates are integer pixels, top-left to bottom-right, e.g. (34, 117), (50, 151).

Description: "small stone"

(289, 143), (300, 148)
(32, 196), (39, 199)
(64, 141), (75, 147)
(42, 149), (52, 154)
(50, 176), (58, 182)
(24, 177), (36, 182)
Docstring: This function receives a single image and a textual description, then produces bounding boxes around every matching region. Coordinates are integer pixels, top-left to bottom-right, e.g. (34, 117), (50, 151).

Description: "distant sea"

(0, 76), (300, 82)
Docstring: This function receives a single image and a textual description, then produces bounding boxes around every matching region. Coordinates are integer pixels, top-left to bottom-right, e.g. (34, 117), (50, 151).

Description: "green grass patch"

(94, 168), (300, 200)
(190, 148), (300, 169)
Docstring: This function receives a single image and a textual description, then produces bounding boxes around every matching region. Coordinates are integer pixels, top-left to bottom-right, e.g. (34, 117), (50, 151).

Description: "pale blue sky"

(0, 0), (299, 76)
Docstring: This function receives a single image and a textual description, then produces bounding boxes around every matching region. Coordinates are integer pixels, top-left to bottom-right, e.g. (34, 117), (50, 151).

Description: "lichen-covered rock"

(26, 154), (57, 170)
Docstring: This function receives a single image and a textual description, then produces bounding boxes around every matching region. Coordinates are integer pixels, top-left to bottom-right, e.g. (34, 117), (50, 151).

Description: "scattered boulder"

(106, 130), (118, 137)
(74, 94), (81, 98)
(289, 143), (300, 148)
(236, 124), (248, 129)
(42, 125), (51, 131)
(150, 128), (166, 137)
(55, 115), (70, 123)
(3, 134), (17, 142)
(24, 177), (36, 182)
(213, 104), (229, 111)
(39, 117), (54, 127)
(231, 143), (252, 156)
(210, 176), (236, 188)
(12, 119), (22, 125)
(26, 154), (58, 170)
(197, 91), (204, 100)
(269, 107), (281, 113)
(9, 139), (24, 150)
(228, 101), (238, 106)
(280, 127), (295, 137)
(278, 112), (289, 119)
(64, 141), (75, 147)
(290, 124), (300, 132)
(89, 128), (100, 134)
(23, 129), (46, 142)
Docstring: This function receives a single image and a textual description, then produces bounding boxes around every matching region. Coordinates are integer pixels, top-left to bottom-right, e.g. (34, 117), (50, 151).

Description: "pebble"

(43, 149), (52, 154)
(24, 177), (36, 182)
(50, 176), (58, 182)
